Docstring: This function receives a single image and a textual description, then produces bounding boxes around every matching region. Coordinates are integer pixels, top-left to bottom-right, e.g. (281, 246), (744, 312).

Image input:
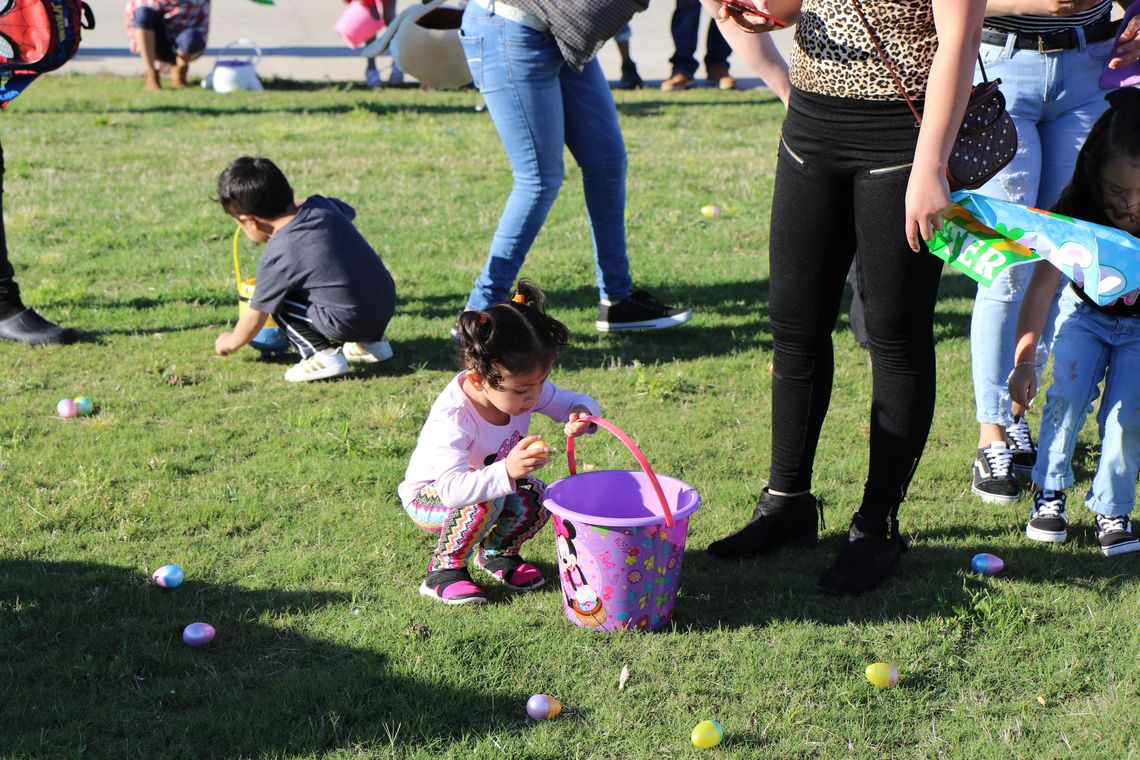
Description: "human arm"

(1007, 263), (1063, 406)
(700, 0), (795, 105)
(533, 383), (601, 435)
(982, 0), (1104, 16)
(215, 308), (268, 356)
(904, 0), (988, 253)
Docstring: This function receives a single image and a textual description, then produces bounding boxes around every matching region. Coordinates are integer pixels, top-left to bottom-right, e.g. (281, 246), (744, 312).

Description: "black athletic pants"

(767, 88), (945, 523)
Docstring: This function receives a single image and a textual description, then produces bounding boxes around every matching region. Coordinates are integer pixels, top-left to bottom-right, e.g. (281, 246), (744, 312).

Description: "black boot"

(706, 489), (821, 560)
(0, 280), (76, 345)
(816, 512), (907, 596)
(614, 60), (643, 90)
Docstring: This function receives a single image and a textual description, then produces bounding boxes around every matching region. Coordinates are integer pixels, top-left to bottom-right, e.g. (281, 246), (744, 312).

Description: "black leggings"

(767, 89), (944, 522)
(0, 141), (13, 283)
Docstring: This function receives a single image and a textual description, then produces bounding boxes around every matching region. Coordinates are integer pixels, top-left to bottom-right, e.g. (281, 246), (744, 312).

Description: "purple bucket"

(542, 417), (702, 632)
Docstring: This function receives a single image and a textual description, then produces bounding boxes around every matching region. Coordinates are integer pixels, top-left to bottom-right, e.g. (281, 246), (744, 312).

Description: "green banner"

(928, 204), (1039, 287)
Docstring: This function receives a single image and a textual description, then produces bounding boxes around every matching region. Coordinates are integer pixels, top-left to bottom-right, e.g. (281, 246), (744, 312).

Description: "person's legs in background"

(968, 35), (1113, 504)
(703, 17), (735, 90)
(611, 23), (642, 90)
(130, 7), (170, 90)
(662, 0), (700, 91)
(459, 4), (567, 311)
(0, 141), (77, 346)
(170, 29), (208, 88)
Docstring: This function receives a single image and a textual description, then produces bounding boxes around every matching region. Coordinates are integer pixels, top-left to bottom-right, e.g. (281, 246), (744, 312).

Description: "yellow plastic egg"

(527, 439), (546, 451)
(865, 662), (898, 689)
(700, 204), (722, 219)
(690, 719), (723, 749)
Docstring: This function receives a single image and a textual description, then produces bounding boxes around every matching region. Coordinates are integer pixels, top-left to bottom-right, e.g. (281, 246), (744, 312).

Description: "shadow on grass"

(35, 99), (481, 118)
(675, 523), (1139, 631)
(0, 559), (522, 756)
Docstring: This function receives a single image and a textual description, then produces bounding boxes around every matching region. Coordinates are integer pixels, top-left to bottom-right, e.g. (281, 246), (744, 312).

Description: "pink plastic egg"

(56, 399), (77, 418)
(152, 564), (184, 588)
(970, 552), (1004, 575)
(182, 622), (216, 647)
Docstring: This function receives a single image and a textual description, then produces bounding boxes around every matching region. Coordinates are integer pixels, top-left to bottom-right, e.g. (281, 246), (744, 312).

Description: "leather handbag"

(850, 0), (1017, 190)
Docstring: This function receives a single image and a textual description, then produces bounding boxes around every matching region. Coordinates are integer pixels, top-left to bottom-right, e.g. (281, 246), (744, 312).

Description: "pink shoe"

(419, 568), (487, 605)
(475, 553), (545, 591)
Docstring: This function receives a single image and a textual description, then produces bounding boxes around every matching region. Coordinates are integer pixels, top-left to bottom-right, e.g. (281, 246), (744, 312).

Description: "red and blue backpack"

(0, 0), (94, 107)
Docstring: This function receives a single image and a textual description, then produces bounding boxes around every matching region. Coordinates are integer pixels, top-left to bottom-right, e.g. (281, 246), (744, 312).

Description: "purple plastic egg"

(56, 399), (77, 418)
(182, 622), (216, 647)
(970, 552), (1004, 575)
(152, 564), (184, 589)
(525, 693), (562, 720)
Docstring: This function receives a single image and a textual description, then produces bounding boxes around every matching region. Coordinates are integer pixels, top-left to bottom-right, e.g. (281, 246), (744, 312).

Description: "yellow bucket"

(233, 226), (276, 327)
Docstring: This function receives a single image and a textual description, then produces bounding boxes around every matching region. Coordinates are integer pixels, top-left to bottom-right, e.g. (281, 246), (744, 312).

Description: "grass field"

(1, 74), (1137, 759)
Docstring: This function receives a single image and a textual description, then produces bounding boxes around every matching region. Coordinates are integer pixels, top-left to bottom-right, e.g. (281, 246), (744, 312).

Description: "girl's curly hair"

(456, 280), (569, 388)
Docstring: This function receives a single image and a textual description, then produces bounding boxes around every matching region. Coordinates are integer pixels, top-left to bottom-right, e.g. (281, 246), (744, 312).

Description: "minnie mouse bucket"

(543, 417), (701, 632)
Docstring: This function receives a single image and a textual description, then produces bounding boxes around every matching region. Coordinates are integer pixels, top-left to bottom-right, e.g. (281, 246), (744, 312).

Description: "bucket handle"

(232, 225), (245, 289)
(566, 415), (674, 528)
(219, 38), (263, 65)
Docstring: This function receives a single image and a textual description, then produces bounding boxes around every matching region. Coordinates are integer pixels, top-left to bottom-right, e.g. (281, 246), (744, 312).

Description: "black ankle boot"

(0, 307), (78, 345)
(706, 489), (821, 560)
(615, 60), (643, 90)
(816, 512), (907, 596)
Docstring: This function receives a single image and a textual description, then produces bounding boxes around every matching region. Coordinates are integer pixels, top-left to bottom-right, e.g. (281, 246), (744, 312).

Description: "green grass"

(1, 74), (1137, 759)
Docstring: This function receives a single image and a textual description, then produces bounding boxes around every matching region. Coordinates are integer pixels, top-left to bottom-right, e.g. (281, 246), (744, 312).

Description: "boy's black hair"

(216, 156), (295, 219)
(456, 279), (570, 389)
(1053, 89), (1140, 222)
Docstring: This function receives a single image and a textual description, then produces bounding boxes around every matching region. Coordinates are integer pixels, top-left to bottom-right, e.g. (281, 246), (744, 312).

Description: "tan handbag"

(850, 1), (1017, 190)
(361, 0), (472, 90)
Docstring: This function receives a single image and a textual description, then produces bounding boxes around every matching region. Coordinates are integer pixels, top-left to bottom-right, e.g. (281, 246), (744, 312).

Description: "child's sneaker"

(1026, 488), (1067, 543)
(283, 349), (349, 382)
(972, 441), (1020, 505)
(1006, 416), (1036, 481)
(343, 338), (393, 364)
(419, 568), (487, 605)
(1094, 514), (1140, 556)
(365, 66), (382, 90)
(474, 552), (545, 591)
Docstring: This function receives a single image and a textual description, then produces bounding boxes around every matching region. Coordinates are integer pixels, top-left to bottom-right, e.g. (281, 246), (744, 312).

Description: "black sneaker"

(816, 513), (907, 596)
(1006, 416), (1036, 482)
(707, 489), (821, 560)
(613, 60), (643, 90)
(971, 442), (1020, 505)
(596, 291), (692, 332)
(1026, 488), (1067, 543)
(1094, 513), (1140, 557)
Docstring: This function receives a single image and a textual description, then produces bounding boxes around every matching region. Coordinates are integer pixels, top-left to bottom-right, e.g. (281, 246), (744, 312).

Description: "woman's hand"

(1109, 13), (1140, 71)
(1007, 362), (1038, 407)
(716, 0), (781, 33)
(904, 166), (952, 252)
(505, 435), (548, 480)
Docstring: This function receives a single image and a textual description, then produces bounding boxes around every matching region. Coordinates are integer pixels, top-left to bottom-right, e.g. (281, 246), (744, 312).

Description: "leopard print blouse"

(790, 0), (937, 101)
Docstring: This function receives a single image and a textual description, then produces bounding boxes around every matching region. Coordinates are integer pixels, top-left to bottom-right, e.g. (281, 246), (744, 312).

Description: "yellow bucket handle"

(232, 226), (245, 290)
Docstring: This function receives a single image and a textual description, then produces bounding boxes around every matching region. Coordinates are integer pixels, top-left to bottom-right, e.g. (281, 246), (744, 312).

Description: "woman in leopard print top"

(703, 0), (987, 595)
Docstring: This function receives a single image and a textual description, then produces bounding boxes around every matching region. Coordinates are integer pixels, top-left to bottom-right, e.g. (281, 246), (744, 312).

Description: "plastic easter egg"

(152, 564), (185, 589)
(970, 552), (1004, 575)
(182, 622), (216, 647)
(525, 694), (561, 720)
(700, 204), (721, 219)
(691, 720), (723, 749)
(56, 398), (77, 418)
(527, 439), (547, 451)
(866, 662), (898, 689)
(73, 396), (94, 416)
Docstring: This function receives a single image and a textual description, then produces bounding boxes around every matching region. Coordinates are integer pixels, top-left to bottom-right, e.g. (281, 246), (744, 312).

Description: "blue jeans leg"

(969, 36), (1113, 426)
(1086, 308), (1140, 517)
(562, 59), (633, 304)
(460, 5), (565, 311)
(704, 17), (731, 70)
(669, 0), (700, 77)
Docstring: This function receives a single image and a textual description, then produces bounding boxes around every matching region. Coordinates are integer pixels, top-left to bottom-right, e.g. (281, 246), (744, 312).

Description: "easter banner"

(929, 191), (1140, 306)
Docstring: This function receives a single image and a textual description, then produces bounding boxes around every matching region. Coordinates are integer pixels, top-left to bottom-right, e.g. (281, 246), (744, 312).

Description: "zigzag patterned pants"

(407, 477), (550, 573)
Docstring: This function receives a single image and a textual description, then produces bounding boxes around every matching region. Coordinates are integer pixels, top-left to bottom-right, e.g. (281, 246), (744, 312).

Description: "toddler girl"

(398, 281), (599, 604)
(1008, 89), (1140, 556)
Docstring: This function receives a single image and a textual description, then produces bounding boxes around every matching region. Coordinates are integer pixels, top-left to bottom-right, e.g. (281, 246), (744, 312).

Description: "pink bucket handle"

(566, 415), (674, 528)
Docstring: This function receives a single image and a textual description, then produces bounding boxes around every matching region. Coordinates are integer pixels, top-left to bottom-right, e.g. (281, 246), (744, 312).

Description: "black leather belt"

(980, 19), (1118, 52)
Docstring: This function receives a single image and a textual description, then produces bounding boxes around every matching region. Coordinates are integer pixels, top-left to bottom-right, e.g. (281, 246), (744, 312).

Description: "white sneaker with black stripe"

(283, 349), (349, 382)
(1026, 488), (1067, 543)
(343, 338), (393, 364)
(1094, 513), (1140, 557)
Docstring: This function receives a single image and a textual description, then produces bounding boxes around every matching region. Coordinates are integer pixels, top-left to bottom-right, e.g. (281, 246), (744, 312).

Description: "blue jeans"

(669, 0), (731, 77)
(969, 32), (1114, 426)
(1032, 288), (1140, 517)
(459, 2), (633, 311)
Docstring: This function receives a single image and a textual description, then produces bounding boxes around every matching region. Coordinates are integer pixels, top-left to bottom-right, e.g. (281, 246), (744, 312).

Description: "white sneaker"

(343, 338), (393, 364)
(283, 350), (349, 382)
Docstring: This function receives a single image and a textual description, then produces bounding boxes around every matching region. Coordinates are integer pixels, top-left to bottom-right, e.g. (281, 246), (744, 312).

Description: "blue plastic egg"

(152, 564), (185, 588)
(182, 622), (216, 647)
(970, 552), (1004, 575)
